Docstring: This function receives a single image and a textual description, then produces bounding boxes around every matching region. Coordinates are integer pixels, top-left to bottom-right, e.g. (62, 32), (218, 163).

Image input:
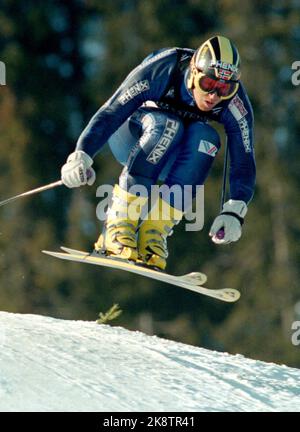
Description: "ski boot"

(137, 197), (184, 270)
(94, 184), (147, 261)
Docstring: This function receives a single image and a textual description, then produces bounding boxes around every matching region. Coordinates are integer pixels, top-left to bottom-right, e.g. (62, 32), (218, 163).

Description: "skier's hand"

(61, 150), (96, 188)
(209, 200), (247, 244)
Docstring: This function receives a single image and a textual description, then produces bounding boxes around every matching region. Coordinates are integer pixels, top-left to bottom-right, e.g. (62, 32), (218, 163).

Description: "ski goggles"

(194, 72), (239, 100)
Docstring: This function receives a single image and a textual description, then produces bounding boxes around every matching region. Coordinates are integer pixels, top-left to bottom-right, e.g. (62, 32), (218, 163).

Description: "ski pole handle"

(216, 228), (225, 240)
(0, 180), (63, 208)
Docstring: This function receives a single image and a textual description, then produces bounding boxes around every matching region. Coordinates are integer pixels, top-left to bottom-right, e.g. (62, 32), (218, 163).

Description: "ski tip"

(42, 250), (57, 257)
(221, 288), (241, 302)
(42, 250), (68, 258)
(180, 271), (207, 286)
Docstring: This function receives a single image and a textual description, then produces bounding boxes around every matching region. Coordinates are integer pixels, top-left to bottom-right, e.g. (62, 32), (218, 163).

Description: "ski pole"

(216, 139), (229, 240)
(0, 179), (63, 208)
(220, 138), (229, 211)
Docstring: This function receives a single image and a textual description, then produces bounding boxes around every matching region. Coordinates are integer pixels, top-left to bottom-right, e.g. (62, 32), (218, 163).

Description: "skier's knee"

(142, 111), (184, 147)
(189, 122), (221, 150)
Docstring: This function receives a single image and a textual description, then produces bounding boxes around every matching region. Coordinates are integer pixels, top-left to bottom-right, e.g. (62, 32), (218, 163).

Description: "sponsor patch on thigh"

(146, 119), (179, 164)
(198, 140), (218, 157)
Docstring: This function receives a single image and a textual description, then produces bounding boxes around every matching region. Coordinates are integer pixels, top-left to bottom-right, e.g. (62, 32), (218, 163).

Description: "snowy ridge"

(0, 311), (299, 412)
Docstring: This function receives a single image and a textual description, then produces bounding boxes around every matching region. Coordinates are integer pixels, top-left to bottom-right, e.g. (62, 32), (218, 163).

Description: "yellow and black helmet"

(188, 35), (241, 99)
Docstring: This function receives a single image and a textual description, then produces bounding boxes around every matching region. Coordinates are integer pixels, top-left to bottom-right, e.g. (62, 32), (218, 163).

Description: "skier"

(61, 35), (256, 270)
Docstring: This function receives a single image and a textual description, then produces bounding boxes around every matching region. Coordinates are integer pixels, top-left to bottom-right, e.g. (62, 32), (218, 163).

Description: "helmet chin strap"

(187, 59), (197, 90)
(187, 72), (194, 90)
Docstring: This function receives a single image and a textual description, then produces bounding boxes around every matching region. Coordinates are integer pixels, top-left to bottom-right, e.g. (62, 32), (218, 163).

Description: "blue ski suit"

(76, 48), (256, 210)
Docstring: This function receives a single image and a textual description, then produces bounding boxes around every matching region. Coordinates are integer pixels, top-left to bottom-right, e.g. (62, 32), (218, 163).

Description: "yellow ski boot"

(94, 184), (147, 261)
(137, 197), (184, 270)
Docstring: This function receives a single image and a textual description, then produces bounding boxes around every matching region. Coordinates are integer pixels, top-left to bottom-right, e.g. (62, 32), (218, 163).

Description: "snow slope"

(0, 311), (299, 412)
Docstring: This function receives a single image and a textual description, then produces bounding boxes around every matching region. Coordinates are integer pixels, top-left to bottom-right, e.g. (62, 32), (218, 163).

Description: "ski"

(60, 246), (207, 286)
(42, 247), (240, 302)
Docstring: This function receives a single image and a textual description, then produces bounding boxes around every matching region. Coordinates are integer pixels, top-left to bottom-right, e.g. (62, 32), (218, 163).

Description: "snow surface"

(0, 311), (299, 412)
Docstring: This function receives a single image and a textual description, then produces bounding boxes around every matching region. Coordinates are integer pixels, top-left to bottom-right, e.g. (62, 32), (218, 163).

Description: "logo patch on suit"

(228, 95), (252, 152)
(118, 80), (150, 105)
(228, 95), (248, 120)
(198, 140), (218, 157)
(147, 119), (179, 164)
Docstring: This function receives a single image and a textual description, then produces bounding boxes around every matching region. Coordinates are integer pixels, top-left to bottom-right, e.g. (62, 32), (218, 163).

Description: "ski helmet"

(187, 35), (241, 100)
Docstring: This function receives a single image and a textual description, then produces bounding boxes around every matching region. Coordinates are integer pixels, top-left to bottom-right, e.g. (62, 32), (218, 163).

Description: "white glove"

(209, 200), (247, 244)
(61, 150), (96, 188)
